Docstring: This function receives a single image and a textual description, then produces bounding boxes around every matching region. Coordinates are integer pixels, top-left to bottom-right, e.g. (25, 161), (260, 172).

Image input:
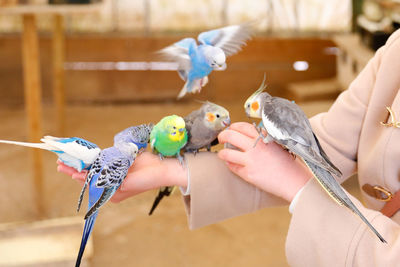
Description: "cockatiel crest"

(244, 73), (268, 118)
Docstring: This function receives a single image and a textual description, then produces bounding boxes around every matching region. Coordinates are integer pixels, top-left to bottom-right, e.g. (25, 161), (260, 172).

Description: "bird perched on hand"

(243, 75), (386, 243)
(0, 136), (100, 172)
(75, 124), (152, 267)
(183, 101), (231, 153)
(158, 23), (253, 99)
(148, 115), (188, 215)
(150, 115), (188, 164)
(113, 123), (153, 150)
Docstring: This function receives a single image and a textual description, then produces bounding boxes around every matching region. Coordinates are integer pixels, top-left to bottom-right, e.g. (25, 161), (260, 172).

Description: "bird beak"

(216, 63), (227, 70)
(222, 118), (231, 127)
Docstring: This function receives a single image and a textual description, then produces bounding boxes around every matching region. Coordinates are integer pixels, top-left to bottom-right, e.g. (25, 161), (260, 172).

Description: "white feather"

(0, 139), (54, 150)
(158, 45), (191, 70)
(41, 136), (100, 165)
(262, 114), (287, 140)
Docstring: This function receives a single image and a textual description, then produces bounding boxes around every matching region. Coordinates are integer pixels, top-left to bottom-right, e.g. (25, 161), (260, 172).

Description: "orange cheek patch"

(251, 101), (259, 111)
(206, 112), (216, 122)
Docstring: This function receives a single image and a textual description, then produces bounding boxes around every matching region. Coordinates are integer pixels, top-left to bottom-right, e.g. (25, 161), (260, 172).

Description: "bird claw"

(158, 154), (164, 161)
(177, 154), (185, 167)
(252, 123), (267, 148)
(253, 122), (264, 136)
(283, 147), (296, 160)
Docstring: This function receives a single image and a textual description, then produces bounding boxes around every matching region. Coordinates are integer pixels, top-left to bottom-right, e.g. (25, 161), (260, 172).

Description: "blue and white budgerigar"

(243, 75), (386, 243)
(0, 136), (100, 172)
(159, 23), (253, 99)
(75, 124), (152, 267)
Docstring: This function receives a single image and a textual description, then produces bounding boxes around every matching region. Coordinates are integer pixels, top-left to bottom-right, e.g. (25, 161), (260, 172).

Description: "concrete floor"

(0, 99), (361, 266)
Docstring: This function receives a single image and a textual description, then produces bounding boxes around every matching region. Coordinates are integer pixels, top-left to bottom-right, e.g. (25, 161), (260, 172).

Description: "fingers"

(57, 161), (87, 182)
(72, 172), (87, 182)
(111, 167), (163, 203)
(229, 122), (259, 139)
(57, 162), (78, 176)
(225, 162), (247, 180)
(218, 129), (255, 151)
(218, 148), (247, 166)
(110, 191), (131, 203)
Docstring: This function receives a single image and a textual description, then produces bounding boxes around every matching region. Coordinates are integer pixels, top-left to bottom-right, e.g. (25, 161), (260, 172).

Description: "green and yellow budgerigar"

(149, 115), (188, 215)
(150, 114), (188, 162)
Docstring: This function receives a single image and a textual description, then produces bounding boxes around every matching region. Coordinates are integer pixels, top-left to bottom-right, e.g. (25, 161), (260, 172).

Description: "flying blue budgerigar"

(243, 76), (386, 243)
(0, 136), (100, 172)
(159, 23), (253, 99)
(75, 124), (152, 267)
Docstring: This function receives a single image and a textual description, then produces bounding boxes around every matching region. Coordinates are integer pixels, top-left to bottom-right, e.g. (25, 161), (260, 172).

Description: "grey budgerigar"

(243, 75), (386, 243)
(184, 101), (231, 153)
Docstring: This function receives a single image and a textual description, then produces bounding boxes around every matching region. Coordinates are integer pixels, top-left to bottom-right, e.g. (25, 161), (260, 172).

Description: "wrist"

(163, 157), (188, 188)
(280, 158), (312, 202)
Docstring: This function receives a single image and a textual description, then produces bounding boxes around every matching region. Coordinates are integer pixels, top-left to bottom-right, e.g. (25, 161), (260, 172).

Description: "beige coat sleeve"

(286, 30), (400, 266)
(286, 179), (398, 267)
(183, 152), (287, 229)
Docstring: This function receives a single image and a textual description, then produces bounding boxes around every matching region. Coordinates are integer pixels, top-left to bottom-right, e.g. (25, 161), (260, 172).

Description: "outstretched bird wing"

(197, 23), (252, 57)
(157, 37), (195, 70)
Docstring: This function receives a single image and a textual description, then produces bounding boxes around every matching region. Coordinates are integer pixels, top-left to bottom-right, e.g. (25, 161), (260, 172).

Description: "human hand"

(57, 151), (187, 203)
(217, 122), (312, 202)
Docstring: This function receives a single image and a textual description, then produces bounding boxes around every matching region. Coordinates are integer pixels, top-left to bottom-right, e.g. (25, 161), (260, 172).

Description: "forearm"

(183, 152), (287, 229)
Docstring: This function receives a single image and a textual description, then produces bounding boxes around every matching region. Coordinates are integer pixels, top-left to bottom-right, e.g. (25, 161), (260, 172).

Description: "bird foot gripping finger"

(252, 123), (267, 148)
(252, 122), (266, 137)
(177, 154), (185, 167)
(158, 153), (165, 161)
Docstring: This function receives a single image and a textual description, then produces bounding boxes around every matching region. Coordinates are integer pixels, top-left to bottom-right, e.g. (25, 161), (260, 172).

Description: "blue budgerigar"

(159, 23), (253, 99)
(75, 124), (152, 267)
(0, 136), (100, 172)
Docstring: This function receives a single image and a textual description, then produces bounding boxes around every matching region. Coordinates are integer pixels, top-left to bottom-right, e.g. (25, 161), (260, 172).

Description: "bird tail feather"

(148, 186), (175, 215)
(0, 140), (52, 150)
(75, 211), (98, 267)
(77, 173), (90, 212)
(304, 159), (386, 243)
(177, 81), (190, 99)
(84, 188), (114, 220)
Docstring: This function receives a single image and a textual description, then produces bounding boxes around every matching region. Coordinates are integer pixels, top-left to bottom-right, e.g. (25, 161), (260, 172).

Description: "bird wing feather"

(198, 23), (253, 57)
(157, 38), (195, 70)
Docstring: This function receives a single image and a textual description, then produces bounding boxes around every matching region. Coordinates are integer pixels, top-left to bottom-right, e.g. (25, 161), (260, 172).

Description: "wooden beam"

(53, 14), (66, 135)
(21, 14), (45, 218)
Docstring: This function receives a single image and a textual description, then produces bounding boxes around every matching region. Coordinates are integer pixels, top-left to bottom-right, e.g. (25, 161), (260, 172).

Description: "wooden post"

(21, 14), (45, 218)
(53, 14), (66, 135)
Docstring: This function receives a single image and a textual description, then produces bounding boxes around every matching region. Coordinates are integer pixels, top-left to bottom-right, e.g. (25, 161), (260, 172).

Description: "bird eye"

(216, 114), (220, 118)
(247, 104), (250, 108)
(173, 126), (176, 129)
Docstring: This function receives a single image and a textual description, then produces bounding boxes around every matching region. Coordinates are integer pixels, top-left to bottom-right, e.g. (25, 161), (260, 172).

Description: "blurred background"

(0, 0), (399, 266)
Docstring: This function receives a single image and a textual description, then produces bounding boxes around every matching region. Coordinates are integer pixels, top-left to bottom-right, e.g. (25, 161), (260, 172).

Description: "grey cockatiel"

(148, 102), (231, 216)
(183, 101), (231, 153)
(243, 76), (386, 243)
